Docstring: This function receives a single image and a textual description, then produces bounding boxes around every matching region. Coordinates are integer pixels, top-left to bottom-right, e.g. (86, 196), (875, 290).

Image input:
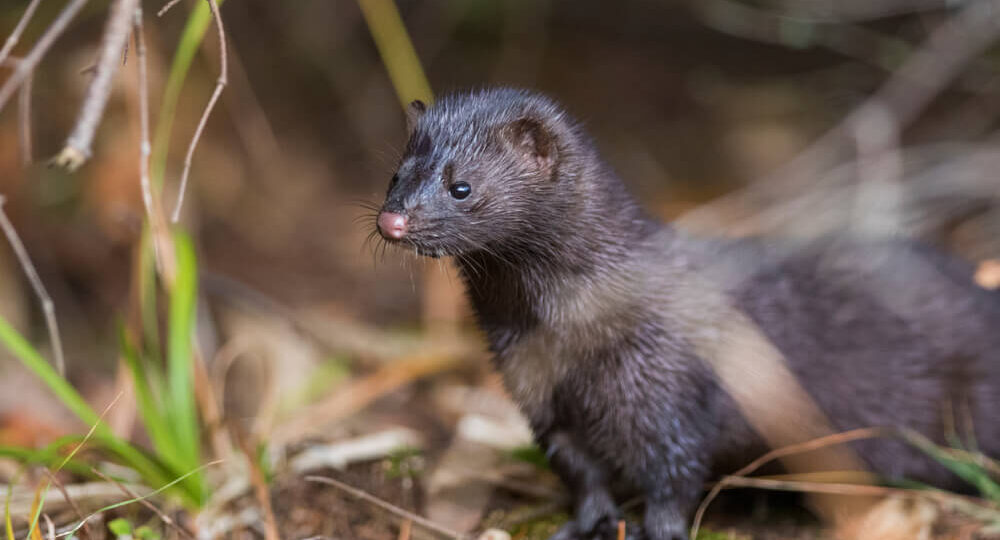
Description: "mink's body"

(375, 87), (1000, 540)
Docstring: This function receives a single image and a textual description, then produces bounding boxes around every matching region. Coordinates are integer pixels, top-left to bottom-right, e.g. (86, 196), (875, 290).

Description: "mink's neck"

(454, 157), (663, 342)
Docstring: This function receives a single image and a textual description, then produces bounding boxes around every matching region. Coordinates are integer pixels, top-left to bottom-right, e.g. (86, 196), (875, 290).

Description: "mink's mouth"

(379, 234), (457, 259)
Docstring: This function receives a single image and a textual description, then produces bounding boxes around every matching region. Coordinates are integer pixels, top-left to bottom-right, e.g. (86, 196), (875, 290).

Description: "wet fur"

(377, 87), (1000, 540)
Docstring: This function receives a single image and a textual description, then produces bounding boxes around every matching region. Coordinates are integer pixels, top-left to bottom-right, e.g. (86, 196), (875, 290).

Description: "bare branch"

(0, 0), (44, 67)
(43, 514), (55, 540)
(19, 68), (33, 166)
(157, 0), (184, 17)
(849, 102), (905, 238)
(689, 427), (886, 539)
(0, 0), (89, 114)
(42, 470), (92, 540)
(0, 196), (66, 375)
(134, 7), (154, 222)
(90, 467), (195, 540)
(53, 0), (140, 172)
(3, 56), (35, 166)
(306, 475), (465, 539)
(171, 0), (227, 223)
(129, 6), (176, 290)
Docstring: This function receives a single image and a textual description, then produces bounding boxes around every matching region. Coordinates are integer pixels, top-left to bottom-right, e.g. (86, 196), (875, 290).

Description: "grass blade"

(356, 0), (433, 107)
(0, 316), (101, 428)
(139, 227), (162, 361)
(902, 429), (1000, 502)
(58, 460), (222, 539)
(166, 231), (203, 500)
(119, 328), (184, 474)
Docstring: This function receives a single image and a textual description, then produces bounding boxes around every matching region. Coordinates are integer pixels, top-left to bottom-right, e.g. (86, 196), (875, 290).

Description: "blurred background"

(1, 0), (999, 538)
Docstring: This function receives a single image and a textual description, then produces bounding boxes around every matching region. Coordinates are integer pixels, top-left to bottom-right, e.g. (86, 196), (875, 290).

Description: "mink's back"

(696, 235), (1000, 487)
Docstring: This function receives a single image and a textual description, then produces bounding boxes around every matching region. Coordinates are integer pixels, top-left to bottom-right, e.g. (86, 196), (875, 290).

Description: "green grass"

(902, 428), (1000, 503)
(0, 230), (204, 507)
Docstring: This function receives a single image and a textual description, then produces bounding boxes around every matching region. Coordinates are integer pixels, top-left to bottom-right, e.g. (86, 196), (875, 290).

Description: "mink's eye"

(389, 174), (399, 188)
(449, 182), (471, 200)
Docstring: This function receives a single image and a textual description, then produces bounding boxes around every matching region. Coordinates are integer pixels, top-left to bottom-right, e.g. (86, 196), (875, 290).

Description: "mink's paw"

(548, 490), (641, 540)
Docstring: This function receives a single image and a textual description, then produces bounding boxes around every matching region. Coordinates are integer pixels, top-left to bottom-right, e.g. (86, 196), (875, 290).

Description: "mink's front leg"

(543, 432), (626, 540)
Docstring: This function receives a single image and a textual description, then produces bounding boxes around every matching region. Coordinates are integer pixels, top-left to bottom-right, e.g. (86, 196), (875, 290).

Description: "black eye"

(449, 182), (471, 200)
(390, 174), (399, 188)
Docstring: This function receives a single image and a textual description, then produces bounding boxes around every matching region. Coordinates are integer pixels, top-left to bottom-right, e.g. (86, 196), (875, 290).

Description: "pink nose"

(377, 212), (408, 239)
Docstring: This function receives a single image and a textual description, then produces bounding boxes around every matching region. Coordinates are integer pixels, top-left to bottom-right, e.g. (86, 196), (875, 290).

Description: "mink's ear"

(405, 100), (427, 135)
(502, 117), (556, 171)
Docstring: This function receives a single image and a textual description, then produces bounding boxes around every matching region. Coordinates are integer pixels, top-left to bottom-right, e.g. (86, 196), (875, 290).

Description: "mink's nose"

(377, 212), (408, 240)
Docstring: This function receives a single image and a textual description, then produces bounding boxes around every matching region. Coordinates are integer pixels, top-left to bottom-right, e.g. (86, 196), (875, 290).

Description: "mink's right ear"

(405, 100), (427, 135)
(501, 117), (556, 173)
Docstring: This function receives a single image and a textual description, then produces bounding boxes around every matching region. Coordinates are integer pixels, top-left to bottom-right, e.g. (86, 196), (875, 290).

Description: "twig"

(171, 0), (227, 222)
(43, 513), (55, 540)
(236, 434), (279, 540)
(0, 0), (89, 114)
(0, 0), (44, 67)
(306, 475), (465, 539)
(714, 475), (895, 497)
(3, 56), (35, 165)
(89, 468), (194, 540)
(42, 470), (91, 540)
(53, 0), (140, 172)
(0, 196), (66, 375)
(689, 427), (886, 539)
(616, 520), (625, 540)
(157, 0), (184, 17)
(19, 67), (33, 165)
(127, 5), (175, 282)
(849, 102), (905, 238)
(133, 7), (154, 225)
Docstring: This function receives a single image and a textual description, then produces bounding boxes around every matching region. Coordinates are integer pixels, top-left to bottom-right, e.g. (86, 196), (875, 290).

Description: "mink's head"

(376, 88), (589, 258)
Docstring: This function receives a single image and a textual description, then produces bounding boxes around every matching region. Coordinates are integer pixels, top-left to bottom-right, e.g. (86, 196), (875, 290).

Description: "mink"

(374, 87), (1000, 540)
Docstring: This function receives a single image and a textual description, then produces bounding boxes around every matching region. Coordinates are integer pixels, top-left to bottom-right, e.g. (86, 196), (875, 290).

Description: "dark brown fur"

(376, 87), (1000, 540)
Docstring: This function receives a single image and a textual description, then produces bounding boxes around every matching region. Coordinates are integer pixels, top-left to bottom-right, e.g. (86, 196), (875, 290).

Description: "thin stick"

(54, 0), (140, 172)
(0, 196), (66, 375)
(42, 513), (54, 540)
(171, 0), (227, 223)
(42, 471), (91, 540)
(157, 0), (184, 17)
(18, 69), (33, 165)
(305, 475), (465, 539)
(716, 476), (895, 497)
(236, 434), (279, 540)
(0, 0), (44, 67)
(133, 6), (154, 222)
(3, 56), (34, 166)
(616, 520), (625, 540)
(0, 0), (89, 115)
(130, 5), (175, 279)
(689, 427), (886, 539)
(89, 468), (194, 540)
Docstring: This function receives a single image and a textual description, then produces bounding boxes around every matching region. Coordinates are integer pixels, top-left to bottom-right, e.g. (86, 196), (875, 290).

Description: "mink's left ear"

(502, 117), (556, 171)
(405, 100), (427, 135)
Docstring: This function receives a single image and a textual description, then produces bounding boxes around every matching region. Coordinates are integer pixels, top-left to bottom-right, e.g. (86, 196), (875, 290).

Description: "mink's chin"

(412, 242), (463, 258)
(384, 236), (461, 258)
